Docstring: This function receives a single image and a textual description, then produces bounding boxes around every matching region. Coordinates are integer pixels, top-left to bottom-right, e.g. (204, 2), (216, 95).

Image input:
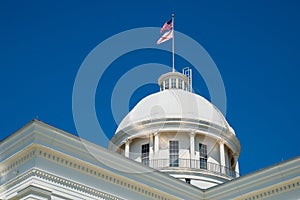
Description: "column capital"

(233, 153), (239, 159)
(189, 131), (195, 137)
(154, 131), (160, 137)
(218, 138), (225, 145)
(125, 138), (132, 143)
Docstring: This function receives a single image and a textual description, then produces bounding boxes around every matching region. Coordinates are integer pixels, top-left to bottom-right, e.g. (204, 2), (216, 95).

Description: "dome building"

(109, 69), (241, 189)
(1, 71), (299, 200)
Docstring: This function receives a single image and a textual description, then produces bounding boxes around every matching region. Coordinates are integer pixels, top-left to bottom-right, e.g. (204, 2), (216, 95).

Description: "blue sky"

(1, 1), (299, 175)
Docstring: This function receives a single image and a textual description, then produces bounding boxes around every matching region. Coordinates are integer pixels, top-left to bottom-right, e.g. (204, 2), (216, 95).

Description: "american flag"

(157, 29), (173, 44)
(160, 18), (173, 33)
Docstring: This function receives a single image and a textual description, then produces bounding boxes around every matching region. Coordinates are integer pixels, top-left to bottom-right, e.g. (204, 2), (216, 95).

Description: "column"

(125, 139), (131, 158)
(219, 140), (225, 174)
(149, 133), (154, 158)
(189, 132), (195, 159)
(154, 132), (159, 154)
(235, 161), (240, 177)
(233, 154), (240, 177)
(189, 132), (195, 168)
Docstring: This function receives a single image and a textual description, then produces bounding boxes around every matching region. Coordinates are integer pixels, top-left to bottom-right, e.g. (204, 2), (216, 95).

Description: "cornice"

(205, 156), (300, 199)
(241, 178), (300, 200)
(111, 118), (240, 155)
(160, 168), (232, 181)
(1, 168), (122, 200)
(0, 140), (202, 200)
(0, 144), (174, 200)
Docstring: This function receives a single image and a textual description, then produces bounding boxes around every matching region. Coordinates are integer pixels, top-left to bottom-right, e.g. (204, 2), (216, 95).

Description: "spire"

(172, 13), (175, 72)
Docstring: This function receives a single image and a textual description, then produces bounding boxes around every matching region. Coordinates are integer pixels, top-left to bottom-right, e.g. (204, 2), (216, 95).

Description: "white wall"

(128, 131), (224, 167)
(129, 137), (150, 161)
(195, 134), (220, 165)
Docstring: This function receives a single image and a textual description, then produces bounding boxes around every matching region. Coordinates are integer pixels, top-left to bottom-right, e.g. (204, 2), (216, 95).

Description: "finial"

(172, 13), (175, 17)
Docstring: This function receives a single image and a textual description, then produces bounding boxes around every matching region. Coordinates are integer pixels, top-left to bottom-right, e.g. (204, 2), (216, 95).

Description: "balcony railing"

(147, 158), (238, 178)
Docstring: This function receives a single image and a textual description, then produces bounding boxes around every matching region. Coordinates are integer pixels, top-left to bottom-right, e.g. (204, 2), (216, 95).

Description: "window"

(141, 143), (149, 166)
(199, 143), (207, 169)
(169, 141), (179, 167)
(178, 79), (183, 89)
(160, 83), (164, 91)
(165, 80), (169, 89)
(171, 78), (176, 88)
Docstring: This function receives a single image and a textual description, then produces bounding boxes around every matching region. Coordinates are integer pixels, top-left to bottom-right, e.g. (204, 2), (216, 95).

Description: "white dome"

(116, 89), (232, 134)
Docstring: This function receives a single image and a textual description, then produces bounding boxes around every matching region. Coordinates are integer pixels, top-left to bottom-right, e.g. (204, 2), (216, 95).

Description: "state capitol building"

(0, 67), (299, 199)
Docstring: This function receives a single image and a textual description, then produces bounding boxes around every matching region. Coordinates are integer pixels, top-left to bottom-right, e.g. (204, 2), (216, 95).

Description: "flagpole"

(172, 13), (175, 72)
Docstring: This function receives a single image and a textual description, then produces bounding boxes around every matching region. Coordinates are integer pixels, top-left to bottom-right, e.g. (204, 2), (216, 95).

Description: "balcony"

(147, 158), (238, 178)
